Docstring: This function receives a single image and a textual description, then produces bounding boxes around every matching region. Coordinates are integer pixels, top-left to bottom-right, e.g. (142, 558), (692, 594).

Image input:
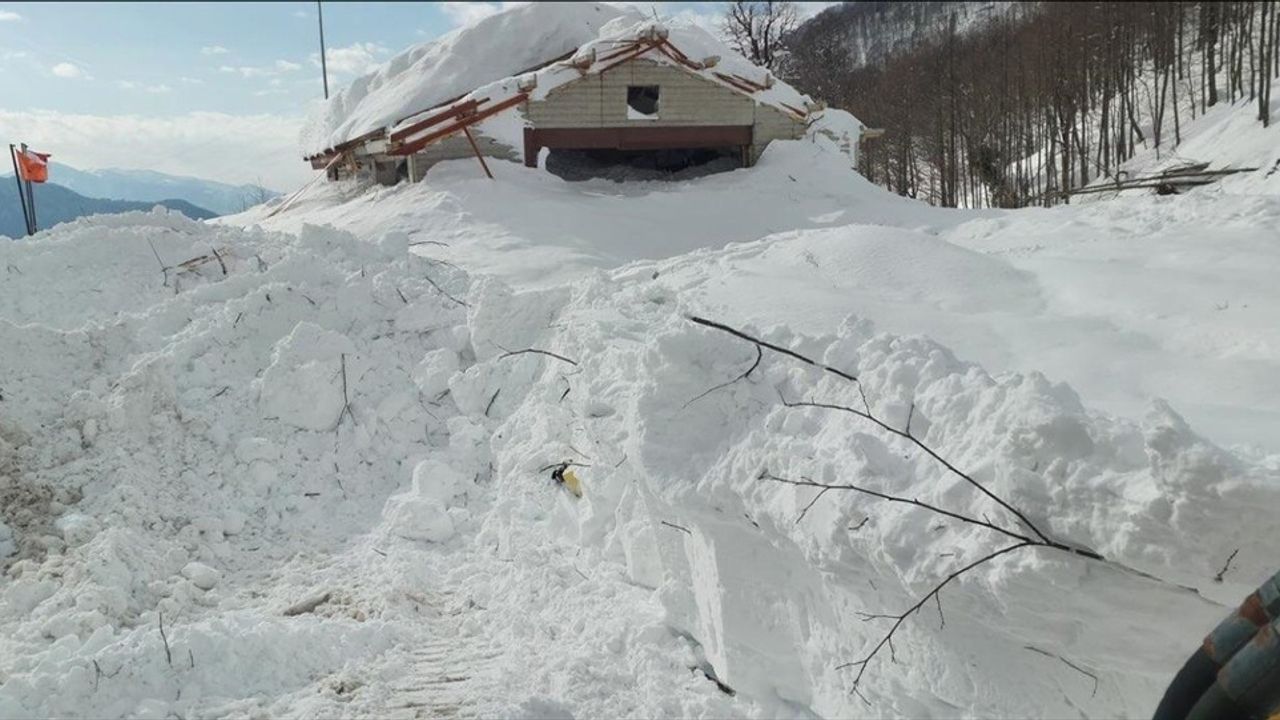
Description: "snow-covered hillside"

(3, 44), (1280, 720)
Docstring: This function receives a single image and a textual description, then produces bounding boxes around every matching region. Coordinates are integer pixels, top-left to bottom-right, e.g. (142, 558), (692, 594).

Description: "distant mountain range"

(0, 182), (216, 239)
(47, 163), (279, 216)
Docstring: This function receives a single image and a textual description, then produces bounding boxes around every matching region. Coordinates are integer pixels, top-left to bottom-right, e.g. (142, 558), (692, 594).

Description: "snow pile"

(464, 269), (1280, 716)
(0, 209), (475, 716)
(6, 126), (1280, 717)
(0, 208), (753, 718)
(300, 2), (631, 155)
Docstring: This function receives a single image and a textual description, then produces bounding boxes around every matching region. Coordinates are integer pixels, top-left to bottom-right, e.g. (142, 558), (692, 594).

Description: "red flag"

(16, 149), (51, 183)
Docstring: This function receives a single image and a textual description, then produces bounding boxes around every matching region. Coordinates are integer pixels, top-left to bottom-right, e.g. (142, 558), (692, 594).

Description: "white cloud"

(219, 59), (304, 79)
(0, 10), (21, 22)
(51, 62), (85, 79)
(220, 65), (272, 79)
(293, 10), (309, 19)
(438, 1), (528, 27)
(0, 109), (310, 190)
(311, 42), (388, 76)
(439, 2), (502, 26)
(201, 45), (229, 55)
(179, 76), (203, 85)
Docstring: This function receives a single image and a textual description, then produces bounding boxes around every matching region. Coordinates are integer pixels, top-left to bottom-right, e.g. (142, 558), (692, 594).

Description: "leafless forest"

(778, 1), (1279, 207)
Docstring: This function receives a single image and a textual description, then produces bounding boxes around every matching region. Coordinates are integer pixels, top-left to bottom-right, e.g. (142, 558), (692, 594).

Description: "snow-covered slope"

(4, 112), (1280, 717)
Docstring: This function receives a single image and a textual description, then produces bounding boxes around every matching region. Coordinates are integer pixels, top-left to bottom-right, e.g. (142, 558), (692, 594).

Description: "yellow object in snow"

(561, 469), (582, 498)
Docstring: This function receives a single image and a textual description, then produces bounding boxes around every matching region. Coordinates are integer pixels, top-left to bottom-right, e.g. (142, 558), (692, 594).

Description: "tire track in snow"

(376, 591), (504, 719)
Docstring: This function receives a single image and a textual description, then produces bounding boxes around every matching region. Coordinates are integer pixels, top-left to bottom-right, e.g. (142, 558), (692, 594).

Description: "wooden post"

(461, 125), (493, 179)
(523, 127), (540, 168)
(19, 143), (36, 234)
(9, 144), (31, 236)
(406, 153), (418, 183)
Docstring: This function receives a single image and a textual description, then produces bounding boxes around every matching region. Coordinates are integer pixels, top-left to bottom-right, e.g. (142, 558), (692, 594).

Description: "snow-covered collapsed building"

(300, 3), (852, 184)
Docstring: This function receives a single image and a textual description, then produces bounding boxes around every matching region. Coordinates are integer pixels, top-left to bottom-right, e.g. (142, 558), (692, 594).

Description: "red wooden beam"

(461, 125), (494, 179)
(390, 98), (485, 144)
(596, 40), (645, 64)
(731, 73), (769, 92)
(712, 72), (759, 95)
(653, 43), (703, 72)
(390, 93), (528, 156)
(778, 102), (808, 120)
(597, 41), (660, 75)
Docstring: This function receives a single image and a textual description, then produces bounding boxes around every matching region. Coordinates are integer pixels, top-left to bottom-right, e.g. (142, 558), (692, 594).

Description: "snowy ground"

(2, 99), (1279, 719)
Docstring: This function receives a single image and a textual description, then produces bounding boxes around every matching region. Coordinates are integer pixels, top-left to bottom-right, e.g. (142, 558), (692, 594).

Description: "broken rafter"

(597, 40), (662, 75)
(596, 39), (648, 64)
(778, 102), (809, 121)
(390, 93), (529, 157)
(653, 42), (704, 72)
(305, 127), (386, 163)
(390, 98), (486, 144)
(712, 71), (761, 95)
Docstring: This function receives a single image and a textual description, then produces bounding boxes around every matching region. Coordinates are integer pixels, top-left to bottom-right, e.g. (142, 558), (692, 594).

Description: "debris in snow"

(180, 561), (221, 591)
(283, 590), (332, 617)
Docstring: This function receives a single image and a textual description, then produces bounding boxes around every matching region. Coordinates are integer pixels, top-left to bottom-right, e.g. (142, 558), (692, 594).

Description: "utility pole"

(317, 0), (329, 99)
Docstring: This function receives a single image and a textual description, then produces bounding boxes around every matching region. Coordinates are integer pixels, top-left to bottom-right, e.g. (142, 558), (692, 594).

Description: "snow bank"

(469, 272), (1280, 716)
(7, 120), (1280, 717)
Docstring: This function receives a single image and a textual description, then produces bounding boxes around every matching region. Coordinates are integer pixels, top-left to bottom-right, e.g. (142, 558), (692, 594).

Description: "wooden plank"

(712, 72), (759, 95)
(390, 98), (486, 144)
(597, 42), (660, 75)
(461, 125), (493, 179)
(391, 93), (529, 156)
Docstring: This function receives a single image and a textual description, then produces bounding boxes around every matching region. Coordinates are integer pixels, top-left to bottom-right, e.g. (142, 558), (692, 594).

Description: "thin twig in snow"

(795, 486), (832, 525)
(683, 344), (763, 409)
(210, 246), (227, 276)
(686, 315), (857, 382)
(1214, 548), (1240, 583)
(158, 612), (173, 667)
(1024, 645), (1099, 698)
(336, 354), (353, 429)
(423, 272), (468, 307)
(661, 520), (693, 534)
(484, 389), (500, 417)
(836, 542), (1032, 694)
(761, 471), (1033, 545)
(495, 345), (579, 366)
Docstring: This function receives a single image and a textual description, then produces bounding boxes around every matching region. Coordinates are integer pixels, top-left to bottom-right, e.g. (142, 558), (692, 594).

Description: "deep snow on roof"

(302, 3), (820, 158)
(300, 3), (632, 156)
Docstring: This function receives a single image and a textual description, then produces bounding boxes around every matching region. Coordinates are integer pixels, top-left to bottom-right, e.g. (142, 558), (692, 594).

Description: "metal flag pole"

(9, 143), (31, 236)
(317, 0), (329, 99)
(20, 143), (36, 234)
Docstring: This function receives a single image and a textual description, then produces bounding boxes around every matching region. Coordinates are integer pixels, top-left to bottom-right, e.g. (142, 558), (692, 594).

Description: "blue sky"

(0, 2), (827, 189)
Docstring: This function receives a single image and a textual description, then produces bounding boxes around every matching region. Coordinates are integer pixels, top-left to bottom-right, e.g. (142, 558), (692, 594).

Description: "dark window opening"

(627, 85), (660, 117)
(546, 146), (742, 183)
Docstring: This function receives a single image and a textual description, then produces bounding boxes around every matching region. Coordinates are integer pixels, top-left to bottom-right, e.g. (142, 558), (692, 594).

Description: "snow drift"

(4, 185), (1280, 717)
(5, 66), (1280, 718)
